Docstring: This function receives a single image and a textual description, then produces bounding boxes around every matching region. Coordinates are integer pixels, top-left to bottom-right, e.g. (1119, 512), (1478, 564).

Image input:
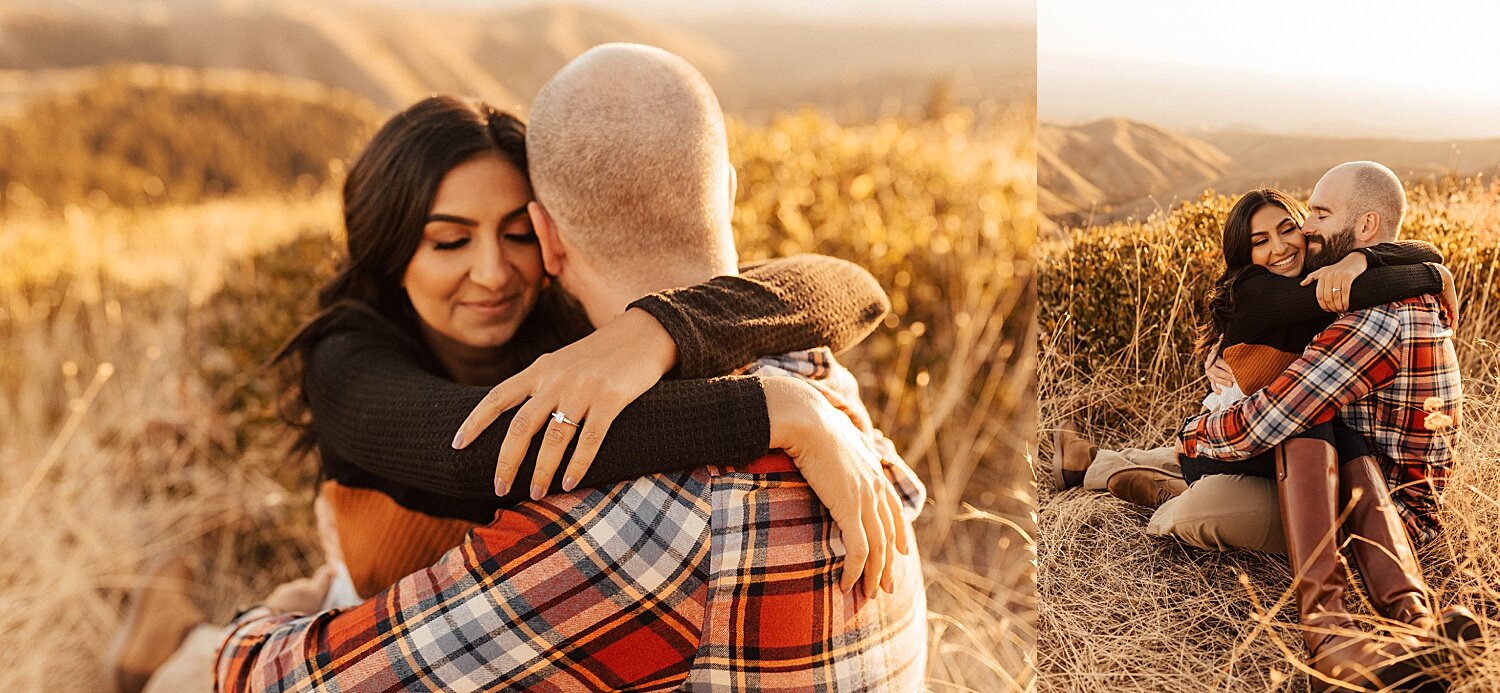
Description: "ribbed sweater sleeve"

(629, 254), (890, 379)
(304, 319), (770, 501)
(1357, 240), (1444, 267)
(1229, 263), (1443, 335)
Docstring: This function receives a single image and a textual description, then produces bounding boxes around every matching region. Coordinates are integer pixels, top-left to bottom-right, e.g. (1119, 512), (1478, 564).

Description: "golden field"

(0, 71), (1037, 691)
(1038, 179), (1500, 691)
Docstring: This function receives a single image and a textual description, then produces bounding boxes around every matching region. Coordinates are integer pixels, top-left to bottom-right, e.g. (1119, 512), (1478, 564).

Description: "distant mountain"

(0, 1), (1031, 118)
(1039, 118), (1229, 229)
(1041, 117), (1500, 232)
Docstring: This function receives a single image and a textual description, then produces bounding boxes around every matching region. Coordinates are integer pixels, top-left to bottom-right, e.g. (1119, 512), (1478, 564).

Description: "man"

(213, 44), (926, 692)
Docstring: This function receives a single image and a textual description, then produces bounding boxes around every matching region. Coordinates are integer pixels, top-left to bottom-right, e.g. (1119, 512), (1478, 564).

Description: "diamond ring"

(550, 410), (580, 427)
(1331, 287), (1341, 292)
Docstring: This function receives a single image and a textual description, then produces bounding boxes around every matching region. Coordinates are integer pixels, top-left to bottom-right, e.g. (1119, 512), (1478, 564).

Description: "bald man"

(214, 44), (927, 692)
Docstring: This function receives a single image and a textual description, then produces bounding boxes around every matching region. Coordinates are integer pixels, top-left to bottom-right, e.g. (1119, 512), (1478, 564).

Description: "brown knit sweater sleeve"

(304, 314), (770, 501)
(628, 254), (890, 379)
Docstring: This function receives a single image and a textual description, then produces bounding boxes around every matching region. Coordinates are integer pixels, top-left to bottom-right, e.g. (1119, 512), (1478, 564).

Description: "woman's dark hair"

(1195, 188), (1308, 358)
(272, 96), (529, 455)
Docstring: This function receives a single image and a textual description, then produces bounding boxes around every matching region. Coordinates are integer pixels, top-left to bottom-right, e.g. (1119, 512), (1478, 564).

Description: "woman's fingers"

(838, 507), (869, 592)
(875, 482), (898, 593)
(860, 488), (887, 598)
(495, 395), (555, 496)
(884, 475), (910, 555)
(559, 397), (625, 492)
(529, 398), (587, 500)
(454, 369), (536, 450)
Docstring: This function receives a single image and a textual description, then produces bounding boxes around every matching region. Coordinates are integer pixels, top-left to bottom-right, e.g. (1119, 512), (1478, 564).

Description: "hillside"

(0, 1), (1031, 118)
(0, 65), (381, 208)
(1041, 117), (1500, 232)
(1038, 118), (1230, 230)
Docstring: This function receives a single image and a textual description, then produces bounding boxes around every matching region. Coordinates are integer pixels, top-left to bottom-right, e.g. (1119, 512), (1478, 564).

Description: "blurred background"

(1037, 2), (1500, 690)
(0, 0), (1037, 690)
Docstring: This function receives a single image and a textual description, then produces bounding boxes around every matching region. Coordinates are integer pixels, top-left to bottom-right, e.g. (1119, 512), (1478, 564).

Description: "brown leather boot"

(1339, 455), (1434, 631)
(1276, 438), (1403, 692)
(103, 554), (207, 693)
(1052, 419), (1099, 490)
(1105, 468), (1186, 510)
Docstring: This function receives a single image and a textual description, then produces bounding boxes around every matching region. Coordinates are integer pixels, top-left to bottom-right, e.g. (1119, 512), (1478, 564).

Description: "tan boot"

(1052, 419), (1099, 490)
(103, 555), (207, 693)
(1276, 438), (1404, 692)
(1105, 468), (1186, 510)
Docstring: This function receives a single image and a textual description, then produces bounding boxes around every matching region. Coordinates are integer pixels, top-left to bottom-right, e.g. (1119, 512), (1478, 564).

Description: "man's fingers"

(560, 399), (623, 492)
(839, 512), (868, 592)
(454, 371), (534, 449)
(496, 396), (553, 496)
(530, 399), (587, 500)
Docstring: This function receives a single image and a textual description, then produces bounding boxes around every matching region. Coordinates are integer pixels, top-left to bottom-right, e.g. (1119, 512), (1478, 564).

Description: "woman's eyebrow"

(499, 203), (531, 226)
(426, 213), (478, 226)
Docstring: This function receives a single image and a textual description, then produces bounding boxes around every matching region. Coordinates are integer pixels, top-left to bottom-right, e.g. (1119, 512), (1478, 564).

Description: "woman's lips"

(460, 295), (518, 318)
(1269, 252), (1300, 271)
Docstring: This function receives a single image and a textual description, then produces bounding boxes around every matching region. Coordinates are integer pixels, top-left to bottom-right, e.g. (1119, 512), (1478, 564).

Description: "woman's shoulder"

(305, 304), (428, 368)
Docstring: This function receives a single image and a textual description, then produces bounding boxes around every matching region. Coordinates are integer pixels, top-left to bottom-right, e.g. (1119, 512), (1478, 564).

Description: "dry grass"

(1037, 180), (1500, 692)
(0, 108), (1035, 691)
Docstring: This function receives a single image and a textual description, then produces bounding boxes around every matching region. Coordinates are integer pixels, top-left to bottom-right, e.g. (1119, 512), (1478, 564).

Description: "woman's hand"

(1431, 262), (1460, 331)
(1202, 341), (1235, 393)
(453, 308), (678, 499)
(264, 565), (335, 615)
(1301, 251), (1368, 312)
(763, 377), (909, 597)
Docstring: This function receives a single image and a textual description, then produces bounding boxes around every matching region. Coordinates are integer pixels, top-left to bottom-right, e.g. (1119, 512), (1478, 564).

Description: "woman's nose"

(467, 240), (510, 290)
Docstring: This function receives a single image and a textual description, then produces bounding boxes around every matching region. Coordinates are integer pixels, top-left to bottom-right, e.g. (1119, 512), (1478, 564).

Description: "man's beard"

(1304, 219), (1359, 272)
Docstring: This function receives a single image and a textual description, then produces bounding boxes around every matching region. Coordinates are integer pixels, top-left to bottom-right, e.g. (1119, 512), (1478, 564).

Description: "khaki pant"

(141, 624), (218, 693)
(1086, 445), (1285, 555)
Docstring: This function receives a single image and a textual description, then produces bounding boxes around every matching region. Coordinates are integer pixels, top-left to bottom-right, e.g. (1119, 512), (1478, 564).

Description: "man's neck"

(568, 261), (735, 327)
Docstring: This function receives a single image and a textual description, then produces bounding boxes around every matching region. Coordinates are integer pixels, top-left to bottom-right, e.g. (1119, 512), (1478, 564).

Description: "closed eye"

(434, 238), (469, 251)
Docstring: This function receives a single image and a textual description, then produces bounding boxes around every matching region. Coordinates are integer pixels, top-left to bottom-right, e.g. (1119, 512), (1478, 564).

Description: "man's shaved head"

(1323, 161), (1407, 241)
(526, 43), (734, 279)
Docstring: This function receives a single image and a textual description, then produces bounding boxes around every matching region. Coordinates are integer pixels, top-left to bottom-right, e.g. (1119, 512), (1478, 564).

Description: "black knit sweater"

(304, 254), (890, 523)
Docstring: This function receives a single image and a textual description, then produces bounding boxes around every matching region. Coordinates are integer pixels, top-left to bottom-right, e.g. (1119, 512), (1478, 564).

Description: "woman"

(1055, 188), (1466, 690)
(108, 96), (912, 693)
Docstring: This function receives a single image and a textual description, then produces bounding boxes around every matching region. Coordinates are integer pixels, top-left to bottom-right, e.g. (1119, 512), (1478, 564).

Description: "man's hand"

(1301, 251), (1369, 312)
(264, 565), (335, 615)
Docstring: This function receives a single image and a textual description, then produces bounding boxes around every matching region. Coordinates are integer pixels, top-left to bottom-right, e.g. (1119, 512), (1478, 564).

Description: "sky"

(1039, 0), (1500, 138)
(404, 0), (1035, 26)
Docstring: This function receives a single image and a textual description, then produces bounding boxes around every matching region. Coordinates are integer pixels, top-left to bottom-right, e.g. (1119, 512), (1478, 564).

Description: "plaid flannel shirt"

(1180, 296), (1461, 541)
(215, 349), (927, 692)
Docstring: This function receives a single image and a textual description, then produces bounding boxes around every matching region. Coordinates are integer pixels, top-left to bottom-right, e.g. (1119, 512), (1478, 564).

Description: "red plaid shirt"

(214, 351), (927, 692)
(1181, 296), (1461, 541)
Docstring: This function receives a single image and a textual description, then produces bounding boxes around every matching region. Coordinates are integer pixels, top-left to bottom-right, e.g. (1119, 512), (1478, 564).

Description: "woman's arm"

(304, 319), (768, 503)
(1230, 260), (1443, 333)
(1356, 240), (1444, 267)
(629, 254), (890, 379)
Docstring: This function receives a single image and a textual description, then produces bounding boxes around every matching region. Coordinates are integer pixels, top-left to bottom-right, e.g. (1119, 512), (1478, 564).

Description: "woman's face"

(402, 153), (543, 356)
(1247, 204), (1306, 277)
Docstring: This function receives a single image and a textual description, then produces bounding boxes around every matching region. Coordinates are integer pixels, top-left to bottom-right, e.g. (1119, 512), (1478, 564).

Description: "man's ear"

(1356, 211), (1382, 244)
(726, 165), (737, 209)
(530, 201), (565, 276)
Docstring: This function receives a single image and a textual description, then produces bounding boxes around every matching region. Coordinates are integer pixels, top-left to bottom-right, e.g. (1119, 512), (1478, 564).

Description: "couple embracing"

(1055, 161), (1479, 690)
(110, 44), (926, 692)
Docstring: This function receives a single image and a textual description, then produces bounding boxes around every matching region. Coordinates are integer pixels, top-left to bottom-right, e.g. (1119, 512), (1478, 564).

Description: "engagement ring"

(551, 410), (580, 427)
(1332, 287), (1342, 292)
